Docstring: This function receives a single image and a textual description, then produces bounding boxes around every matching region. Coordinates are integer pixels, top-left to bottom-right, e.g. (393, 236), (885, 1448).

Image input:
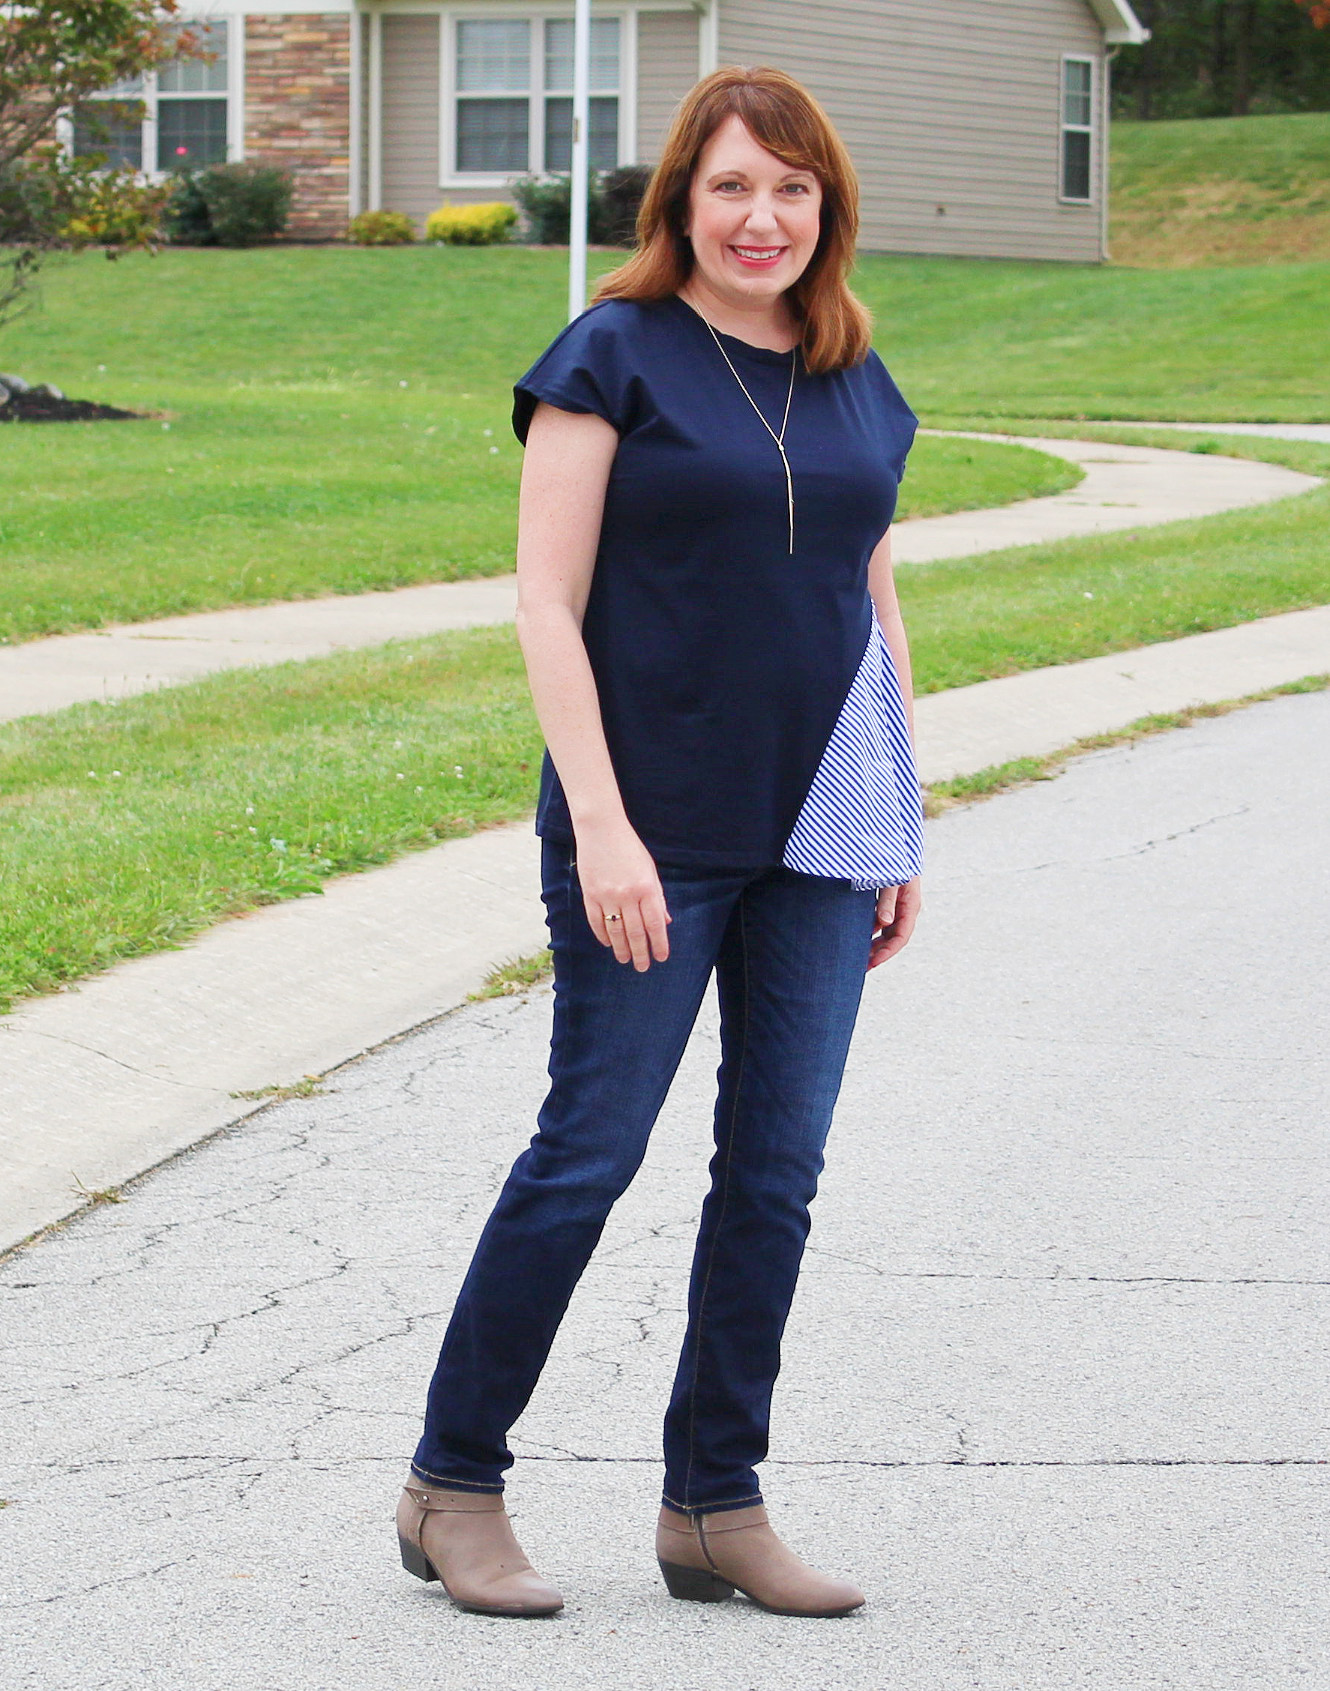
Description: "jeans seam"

(661, 1487), (762, 1514)
(409, 1463), (505, 1492)
(681, 887), (751, 1510)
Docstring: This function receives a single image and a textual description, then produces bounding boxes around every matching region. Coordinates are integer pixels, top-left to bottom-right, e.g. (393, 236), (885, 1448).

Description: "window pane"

(1063, 60), (1092, 128)
(544, 96), (619, 172)
(544, 18), (620, 92)
(159, 20), (228, 94)
(456, 19), (530, 92)
(157, 98), (229, 170)
(72, 102), (143, 169)
(457, 98), (530, 171)
(1062, 129), (1091, 200)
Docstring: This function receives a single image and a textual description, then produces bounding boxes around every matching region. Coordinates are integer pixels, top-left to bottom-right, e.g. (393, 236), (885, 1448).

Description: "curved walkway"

(0, 435), (1316, 724)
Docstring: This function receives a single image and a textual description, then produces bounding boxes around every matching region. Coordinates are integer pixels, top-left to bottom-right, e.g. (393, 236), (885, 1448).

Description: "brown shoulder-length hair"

(593, 66), (872, 373)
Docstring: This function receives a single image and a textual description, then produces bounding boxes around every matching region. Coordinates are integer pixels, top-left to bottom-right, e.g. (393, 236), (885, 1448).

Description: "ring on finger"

(606, 912), (622, 924)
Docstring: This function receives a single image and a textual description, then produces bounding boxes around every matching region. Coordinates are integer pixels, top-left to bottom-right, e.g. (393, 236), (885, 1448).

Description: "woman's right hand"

(574, 821), (671, 971)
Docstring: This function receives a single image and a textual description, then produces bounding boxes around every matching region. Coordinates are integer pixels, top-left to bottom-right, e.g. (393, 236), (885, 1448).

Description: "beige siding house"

(72, 0), (1146, 258)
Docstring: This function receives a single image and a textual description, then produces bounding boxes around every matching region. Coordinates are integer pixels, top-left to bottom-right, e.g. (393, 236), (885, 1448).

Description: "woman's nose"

(743, 198), (780, 234)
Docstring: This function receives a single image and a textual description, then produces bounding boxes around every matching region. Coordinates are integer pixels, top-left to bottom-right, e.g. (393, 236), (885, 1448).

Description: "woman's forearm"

(515, 600), (631, 836)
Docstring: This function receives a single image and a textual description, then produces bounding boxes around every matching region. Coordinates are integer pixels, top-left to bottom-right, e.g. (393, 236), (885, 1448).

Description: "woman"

(397, 65), (922, 1620)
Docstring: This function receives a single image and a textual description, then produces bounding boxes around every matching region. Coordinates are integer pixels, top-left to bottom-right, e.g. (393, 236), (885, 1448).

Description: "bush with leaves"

(424, 201), (517, 245)
(512, 173), (600, 245)
(165, 163), (292, 248)
(0, 147), (168, 289)
(347, 209), (416, 246)
(597, 164), (651, 247)
(511, 167), (649, 246)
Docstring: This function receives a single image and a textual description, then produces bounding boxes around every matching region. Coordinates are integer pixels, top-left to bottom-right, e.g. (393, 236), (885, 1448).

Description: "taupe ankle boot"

(397, 1475), (563, 1617)
(656, 1504), (865, 1617)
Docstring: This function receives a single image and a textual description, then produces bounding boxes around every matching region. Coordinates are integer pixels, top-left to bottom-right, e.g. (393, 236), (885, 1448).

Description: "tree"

(1113, 0), (1330, 120)
(0, 1), (194, 329)
(0, 1), (191, 169)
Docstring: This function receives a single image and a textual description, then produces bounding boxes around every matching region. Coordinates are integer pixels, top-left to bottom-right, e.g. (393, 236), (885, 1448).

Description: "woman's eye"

(781, 182), (811, 195)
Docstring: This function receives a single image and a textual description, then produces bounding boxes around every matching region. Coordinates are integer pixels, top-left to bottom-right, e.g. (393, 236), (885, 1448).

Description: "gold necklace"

(699, 317), (798, 555)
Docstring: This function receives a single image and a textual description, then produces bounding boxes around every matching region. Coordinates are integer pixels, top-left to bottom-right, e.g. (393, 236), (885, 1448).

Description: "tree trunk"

(1232, 0), (1257, 115)
(1135, 0), (1158, 118)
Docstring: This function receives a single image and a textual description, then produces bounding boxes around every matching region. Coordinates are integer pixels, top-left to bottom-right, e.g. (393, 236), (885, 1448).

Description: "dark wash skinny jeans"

(412, 839), (876, 1515)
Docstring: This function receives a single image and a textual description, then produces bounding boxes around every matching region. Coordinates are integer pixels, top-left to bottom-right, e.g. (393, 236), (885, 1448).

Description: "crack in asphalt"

(798, 1250), (1330, 1288)
(0, 1560), (185, 1612)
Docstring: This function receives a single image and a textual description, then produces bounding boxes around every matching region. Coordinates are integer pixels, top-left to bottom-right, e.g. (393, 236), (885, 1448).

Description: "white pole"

(568, 0), (591, 321)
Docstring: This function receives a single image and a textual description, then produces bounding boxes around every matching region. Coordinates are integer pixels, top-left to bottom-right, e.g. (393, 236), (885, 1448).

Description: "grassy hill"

(1111, 112), (1330, 268)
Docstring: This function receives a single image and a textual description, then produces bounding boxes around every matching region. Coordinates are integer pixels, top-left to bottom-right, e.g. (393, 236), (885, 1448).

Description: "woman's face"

(683, 112), (823, 310)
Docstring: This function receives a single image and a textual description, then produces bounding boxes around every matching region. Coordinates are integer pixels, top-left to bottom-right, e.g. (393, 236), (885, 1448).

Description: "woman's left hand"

(868, 877), (921, 970)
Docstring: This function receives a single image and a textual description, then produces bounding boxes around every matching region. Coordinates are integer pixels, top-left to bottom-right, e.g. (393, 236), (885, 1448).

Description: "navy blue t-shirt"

(512, 292), (918, 870)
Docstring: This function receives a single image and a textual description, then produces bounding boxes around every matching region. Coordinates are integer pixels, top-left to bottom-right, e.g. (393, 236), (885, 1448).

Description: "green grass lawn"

(1111, 112), (1330, 269)
(0, 627), (542, 1012)
(853, 253), (1330, 422)
(0, 242), (1327, 641)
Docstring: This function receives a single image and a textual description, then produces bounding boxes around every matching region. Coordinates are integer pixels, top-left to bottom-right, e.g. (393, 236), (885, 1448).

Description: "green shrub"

(0, 160), (65, 244)
(597, 164), (651, 246)
(425, 201), (517, 245)
(163, 172), (212, 244)
(166, 163), (292, 248)
(0, 152), (168, 250)
(511, 166), (650, 246)
(512, 173), (597, 245)
(347, 209), (416, 246)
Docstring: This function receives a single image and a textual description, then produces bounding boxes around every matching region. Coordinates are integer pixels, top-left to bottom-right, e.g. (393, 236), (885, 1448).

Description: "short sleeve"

(864, 350), (919, 486)
(511, 301), (638, 444)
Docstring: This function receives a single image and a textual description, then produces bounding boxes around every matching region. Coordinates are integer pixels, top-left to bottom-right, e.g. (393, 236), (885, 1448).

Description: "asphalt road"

(2, 691), (1327, 1691)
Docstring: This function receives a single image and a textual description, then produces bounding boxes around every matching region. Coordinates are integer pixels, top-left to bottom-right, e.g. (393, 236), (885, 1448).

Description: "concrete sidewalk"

(2, 603), (1328, 1256)
(0, 435), (1315, 723)
(1148, 421), (1330, 445)
(2, 691), (1326, 1690)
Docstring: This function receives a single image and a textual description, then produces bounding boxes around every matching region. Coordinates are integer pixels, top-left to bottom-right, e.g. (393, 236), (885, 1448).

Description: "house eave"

(1086, 0), (1151, 45)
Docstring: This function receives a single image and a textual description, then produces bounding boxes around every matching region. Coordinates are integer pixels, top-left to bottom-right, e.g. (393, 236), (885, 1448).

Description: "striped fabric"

(782, 622), (924, 891)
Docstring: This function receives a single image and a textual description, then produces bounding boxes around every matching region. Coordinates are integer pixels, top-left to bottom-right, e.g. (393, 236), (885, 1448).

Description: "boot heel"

(399, 1533), (439, 1583)
(658, 1558), (735, 1603)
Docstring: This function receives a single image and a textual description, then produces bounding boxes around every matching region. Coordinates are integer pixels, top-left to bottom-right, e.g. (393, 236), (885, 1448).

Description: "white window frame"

(66, 13), (244, 180)
(438, 6), (635, 190)
(1058, 53), (1096, 206)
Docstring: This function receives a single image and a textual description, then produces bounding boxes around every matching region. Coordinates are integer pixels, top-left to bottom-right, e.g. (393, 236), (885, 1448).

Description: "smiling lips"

(730, 245), (786, 266)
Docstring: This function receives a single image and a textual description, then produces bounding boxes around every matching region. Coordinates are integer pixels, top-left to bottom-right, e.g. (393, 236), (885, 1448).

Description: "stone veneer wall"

(244, 14), (351, 239)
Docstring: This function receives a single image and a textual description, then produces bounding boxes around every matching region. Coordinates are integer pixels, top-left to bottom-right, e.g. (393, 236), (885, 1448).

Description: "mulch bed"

(0, 391), (142, 423)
